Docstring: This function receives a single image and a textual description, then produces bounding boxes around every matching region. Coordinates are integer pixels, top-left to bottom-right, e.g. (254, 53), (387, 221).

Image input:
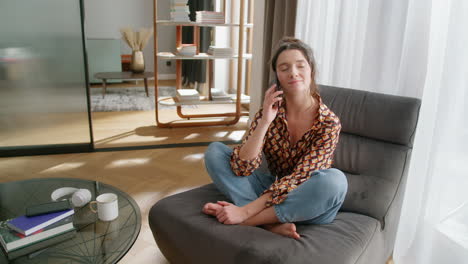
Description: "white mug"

(89, 193), (119, 221)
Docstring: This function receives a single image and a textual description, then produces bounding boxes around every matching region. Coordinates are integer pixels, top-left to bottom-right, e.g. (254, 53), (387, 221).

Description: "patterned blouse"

(230, 96), (341, 206)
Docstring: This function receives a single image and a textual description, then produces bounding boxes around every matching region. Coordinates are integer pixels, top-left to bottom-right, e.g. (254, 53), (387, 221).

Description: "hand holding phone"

(274, 75), (283, 107)
(275, 76), (281, 91)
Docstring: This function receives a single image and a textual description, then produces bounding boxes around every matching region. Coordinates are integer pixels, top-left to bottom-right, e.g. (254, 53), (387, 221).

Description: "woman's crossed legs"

(203, 142), (347, 239)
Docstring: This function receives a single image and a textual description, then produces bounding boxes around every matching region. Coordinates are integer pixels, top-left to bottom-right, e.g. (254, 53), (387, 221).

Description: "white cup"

(89, 193), (119, 221)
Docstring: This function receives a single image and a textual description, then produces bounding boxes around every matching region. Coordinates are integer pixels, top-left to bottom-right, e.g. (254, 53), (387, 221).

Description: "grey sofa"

(149, 85), (421, 264)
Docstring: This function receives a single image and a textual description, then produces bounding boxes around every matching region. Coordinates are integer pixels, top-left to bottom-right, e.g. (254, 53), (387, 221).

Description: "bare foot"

(202, 202), (223, 216)
(264, 223), (300, 239)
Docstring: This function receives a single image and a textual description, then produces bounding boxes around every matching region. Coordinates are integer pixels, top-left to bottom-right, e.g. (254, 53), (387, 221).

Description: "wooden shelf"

(153, 0), (250, 127)
(156, 20), (253, 28)
(159, 95), (250, 107)
(157, 52), (252, 60)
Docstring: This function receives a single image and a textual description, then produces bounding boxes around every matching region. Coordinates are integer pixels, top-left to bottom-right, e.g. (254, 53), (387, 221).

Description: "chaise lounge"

(149, 85), (421, 264)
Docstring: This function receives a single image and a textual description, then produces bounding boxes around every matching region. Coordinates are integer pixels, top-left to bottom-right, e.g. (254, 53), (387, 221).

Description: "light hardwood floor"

(92, 106), (249, 149)
(0, 145), (212, 263)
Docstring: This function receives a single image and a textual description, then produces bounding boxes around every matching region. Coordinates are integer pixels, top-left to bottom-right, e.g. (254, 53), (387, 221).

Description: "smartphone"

(275, 75), (281, 91)
(26, 200), (72, 216)
(274, 75), (282, 107)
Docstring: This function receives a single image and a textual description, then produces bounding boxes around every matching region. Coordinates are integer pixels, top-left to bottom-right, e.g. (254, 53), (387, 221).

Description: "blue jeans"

(204, 142), (348, 225)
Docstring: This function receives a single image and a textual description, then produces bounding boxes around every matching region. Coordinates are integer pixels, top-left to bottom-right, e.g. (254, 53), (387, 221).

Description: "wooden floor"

(0, 146), (212, 263)
(92, 106), (249, 149)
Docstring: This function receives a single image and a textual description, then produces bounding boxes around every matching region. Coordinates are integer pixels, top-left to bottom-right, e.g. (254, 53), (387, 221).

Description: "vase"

(130, 50), (145, 73)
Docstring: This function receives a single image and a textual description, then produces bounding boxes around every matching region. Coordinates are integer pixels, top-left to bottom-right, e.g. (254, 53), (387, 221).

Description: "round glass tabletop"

(0, 178), (141, 264)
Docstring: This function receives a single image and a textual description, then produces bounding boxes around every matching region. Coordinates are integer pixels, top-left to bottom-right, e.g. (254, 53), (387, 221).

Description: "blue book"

(7, 209), (74, 236)
(0, 217), (74, 252)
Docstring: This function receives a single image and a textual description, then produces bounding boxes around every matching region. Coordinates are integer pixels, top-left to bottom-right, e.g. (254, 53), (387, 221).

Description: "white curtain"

(296, 0), (468, 263)
(295, 0), (430, 98)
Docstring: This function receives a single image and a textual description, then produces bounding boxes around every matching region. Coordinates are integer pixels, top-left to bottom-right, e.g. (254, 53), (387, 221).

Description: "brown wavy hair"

(270, 37), (319, 97)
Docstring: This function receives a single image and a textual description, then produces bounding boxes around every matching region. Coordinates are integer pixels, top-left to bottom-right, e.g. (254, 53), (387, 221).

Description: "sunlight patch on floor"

(183, 133), (200, 140)
(214, 131), (228, 138)
(40, 162), (86, 174)
(152, 136), (169, 141)
(228, 130), (246, 141)
(106, 158), (151, 168)
(131, 191), (163, 205)
(165, 186), (200, 197)
(182, 153), (205, 162)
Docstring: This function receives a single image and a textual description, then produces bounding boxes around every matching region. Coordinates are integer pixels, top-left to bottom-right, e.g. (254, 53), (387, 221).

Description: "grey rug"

(90, 86), (184, 112)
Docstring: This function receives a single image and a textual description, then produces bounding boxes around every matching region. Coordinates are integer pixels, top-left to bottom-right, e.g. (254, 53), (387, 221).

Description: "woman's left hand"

(215, 201), (248, 225)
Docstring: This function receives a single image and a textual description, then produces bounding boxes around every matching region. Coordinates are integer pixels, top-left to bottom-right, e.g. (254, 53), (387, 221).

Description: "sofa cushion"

(319, 85), (420, 146)
(319, 85), (420, 222)
(149, 184), (384, 264)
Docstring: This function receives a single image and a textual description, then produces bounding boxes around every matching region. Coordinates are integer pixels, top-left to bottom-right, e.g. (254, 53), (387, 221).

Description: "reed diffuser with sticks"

(120, 27), (153, 73)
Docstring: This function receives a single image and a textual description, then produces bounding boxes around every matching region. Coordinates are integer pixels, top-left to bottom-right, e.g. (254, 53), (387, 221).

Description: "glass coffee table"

(0, 178), (141, 263)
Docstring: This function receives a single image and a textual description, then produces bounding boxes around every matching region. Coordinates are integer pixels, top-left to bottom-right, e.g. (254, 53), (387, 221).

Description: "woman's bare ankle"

(264, 223), (301, 239)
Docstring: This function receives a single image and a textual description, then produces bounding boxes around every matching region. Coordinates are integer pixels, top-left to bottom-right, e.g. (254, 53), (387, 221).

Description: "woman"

(203, 37), (347, 239)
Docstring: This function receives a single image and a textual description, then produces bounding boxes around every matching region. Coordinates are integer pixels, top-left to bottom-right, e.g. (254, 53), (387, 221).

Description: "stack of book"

(210, 88), (231, 101)
(176, 44), (197, 56)
(230, 93), (251, 102)
(207, 46), (233, 57)
(176, 89), (200, 102)
(195, 11), (225, 24)
(0, 209), (75, 260)
(170, 0), (190, 22)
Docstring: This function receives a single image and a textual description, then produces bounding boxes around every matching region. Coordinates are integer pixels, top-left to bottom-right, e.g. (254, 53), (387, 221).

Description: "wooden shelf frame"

(158, 96), (251, 106)
(153, 0), (249, 128)
(157, 52), (252, 60)
(156, 20), (253, 28)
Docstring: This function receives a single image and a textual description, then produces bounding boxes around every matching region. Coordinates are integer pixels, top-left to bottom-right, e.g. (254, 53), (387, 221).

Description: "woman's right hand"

(237, 85), (282, 160)
(262, 85), (283, 124)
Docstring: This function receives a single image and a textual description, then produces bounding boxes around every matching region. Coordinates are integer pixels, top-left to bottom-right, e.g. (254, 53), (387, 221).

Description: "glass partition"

(0, 0), (92, 153)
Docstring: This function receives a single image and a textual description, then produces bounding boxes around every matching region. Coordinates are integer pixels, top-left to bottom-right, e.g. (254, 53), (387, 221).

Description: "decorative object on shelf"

(130, 50), (145, 73)
(170, 0), (190, 22)
(196, 11), (225, 23)
(120, 27), (153, 73)
(121, 54), (132, 71)
(176, 44), (197, 56)
(207, 46), (233, 56)
(210, 88), (231, 101)
(176, 89), (200, 102)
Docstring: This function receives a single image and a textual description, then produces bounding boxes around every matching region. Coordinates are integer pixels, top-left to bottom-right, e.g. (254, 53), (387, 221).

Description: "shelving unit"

(153, 0), (251, 128)
(156, 20), (253, 28)
(157, 52), (252, 60)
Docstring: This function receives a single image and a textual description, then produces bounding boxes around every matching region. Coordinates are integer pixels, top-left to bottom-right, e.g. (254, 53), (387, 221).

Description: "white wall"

(249, 0), (266, 119)
(214, 0), (230, 93)
(84, 0), (176, 75)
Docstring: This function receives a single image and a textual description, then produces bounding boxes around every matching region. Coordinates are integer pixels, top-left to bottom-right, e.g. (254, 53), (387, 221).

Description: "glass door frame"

(0, 0), (95, 158)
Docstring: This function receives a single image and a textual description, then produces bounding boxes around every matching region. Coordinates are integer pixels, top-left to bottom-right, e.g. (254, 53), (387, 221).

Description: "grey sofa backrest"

(319, 85), (421, 224)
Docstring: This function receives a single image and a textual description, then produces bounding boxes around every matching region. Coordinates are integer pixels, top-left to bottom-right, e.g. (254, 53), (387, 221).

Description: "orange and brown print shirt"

(230, 97), (341, 206)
